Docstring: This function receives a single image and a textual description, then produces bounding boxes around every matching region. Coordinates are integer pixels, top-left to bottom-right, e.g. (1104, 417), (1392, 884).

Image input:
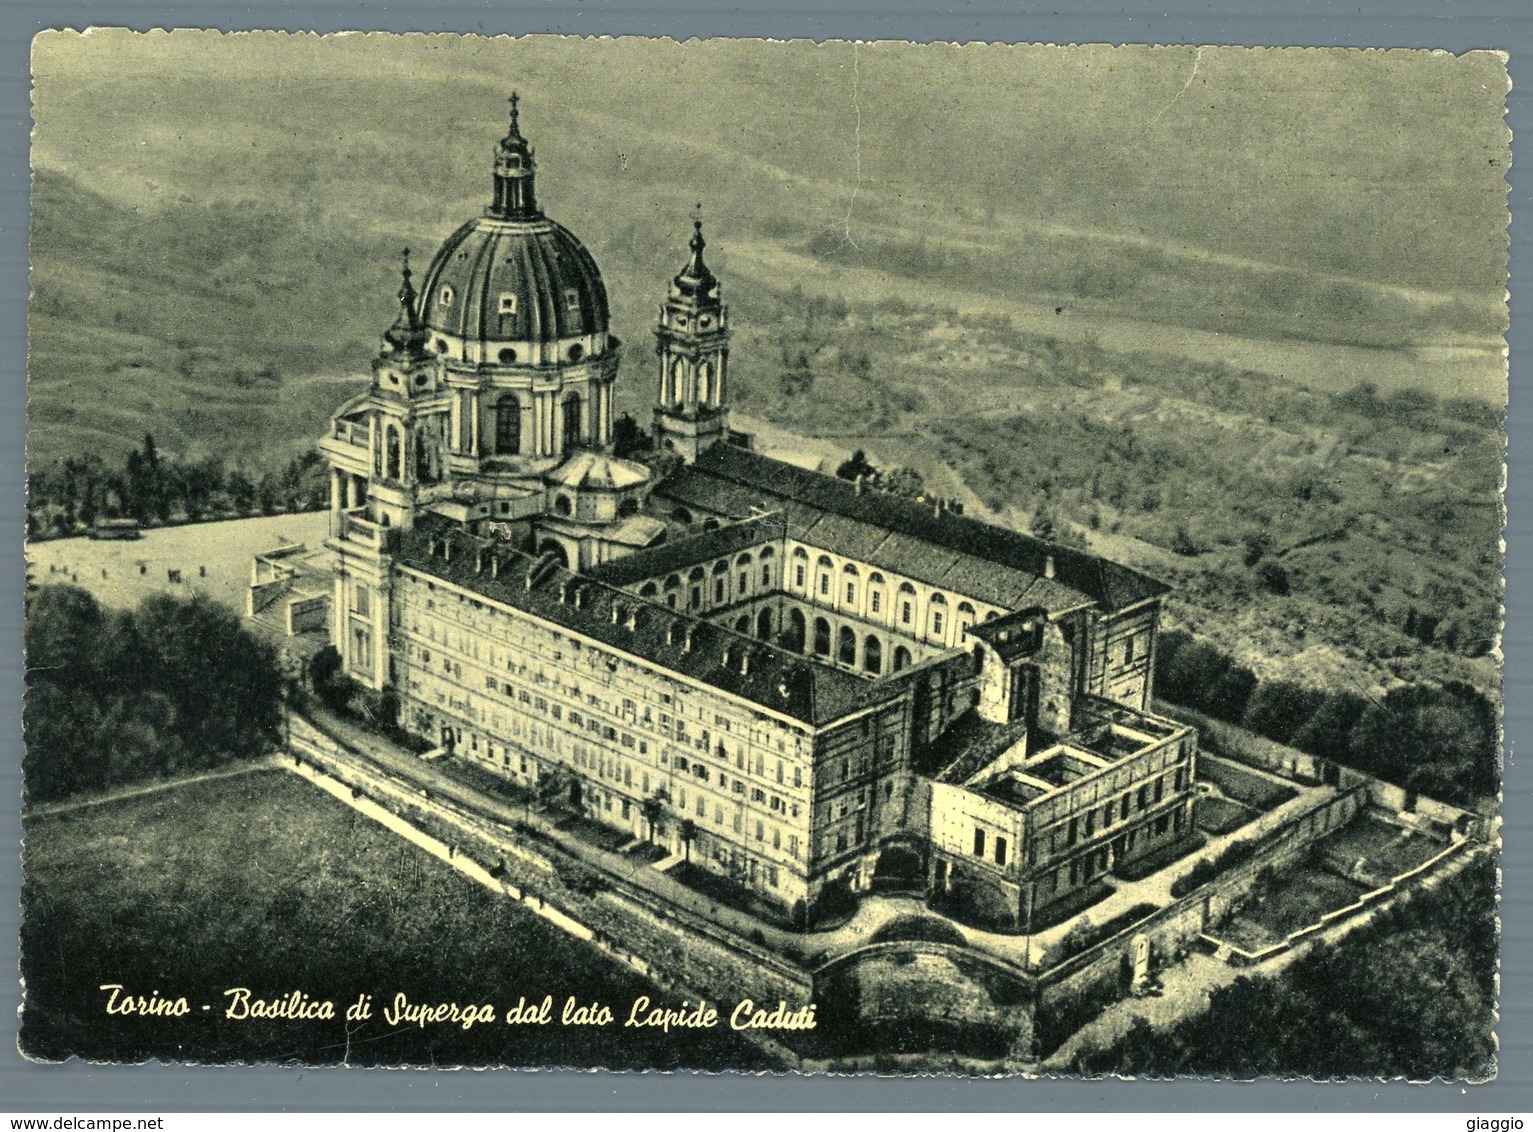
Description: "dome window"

(414, 374), (428, 386)
(498, 348), (517, 364)
(700, 316), (712, 328)
(498, 293), (518, 316)
(434, 338), (449, 354)
(568, 344), (584, 363)
(554, 494), (573, 517)
(564, 288), (580, 311)
(438, 286), (455, 307)
(676, 315), (688, 328)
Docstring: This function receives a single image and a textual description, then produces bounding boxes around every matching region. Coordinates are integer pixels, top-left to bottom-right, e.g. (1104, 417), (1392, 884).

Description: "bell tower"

(653, 219), (730, 463)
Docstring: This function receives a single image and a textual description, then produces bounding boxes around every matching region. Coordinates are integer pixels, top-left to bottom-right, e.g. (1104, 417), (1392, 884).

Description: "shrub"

(870, 914), (967, 948)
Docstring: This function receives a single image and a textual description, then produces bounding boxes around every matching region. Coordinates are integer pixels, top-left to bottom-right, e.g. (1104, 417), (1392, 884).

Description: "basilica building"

(265, 99), (1199, 928)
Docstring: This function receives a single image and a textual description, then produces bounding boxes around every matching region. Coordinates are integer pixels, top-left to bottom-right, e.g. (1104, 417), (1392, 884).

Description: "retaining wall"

(288, 738), (814, 1033)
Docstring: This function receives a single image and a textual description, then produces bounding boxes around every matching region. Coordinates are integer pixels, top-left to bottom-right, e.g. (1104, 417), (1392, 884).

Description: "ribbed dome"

(417, 215), (610, 346)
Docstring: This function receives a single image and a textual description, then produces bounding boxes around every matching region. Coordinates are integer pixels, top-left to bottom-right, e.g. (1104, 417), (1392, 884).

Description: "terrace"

(965, 704), (1189, 815)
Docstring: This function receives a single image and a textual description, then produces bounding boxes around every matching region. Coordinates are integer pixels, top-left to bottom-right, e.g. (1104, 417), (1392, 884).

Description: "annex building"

(253, 99), (1200, 929)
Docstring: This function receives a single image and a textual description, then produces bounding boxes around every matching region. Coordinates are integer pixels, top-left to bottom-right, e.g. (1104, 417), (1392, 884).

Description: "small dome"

(545, 450), (650, 491)
(417, 215), (610, 347)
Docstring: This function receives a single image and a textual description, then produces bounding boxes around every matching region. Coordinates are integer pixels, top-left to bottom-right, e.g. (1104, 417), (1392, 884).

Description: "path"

(22, 755), (285, 819)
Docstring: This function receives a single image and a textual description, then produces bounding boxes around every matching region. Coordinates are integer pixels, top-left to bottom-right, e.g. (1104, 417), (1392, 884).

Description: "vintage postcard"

(20, 31), (1508, 1078)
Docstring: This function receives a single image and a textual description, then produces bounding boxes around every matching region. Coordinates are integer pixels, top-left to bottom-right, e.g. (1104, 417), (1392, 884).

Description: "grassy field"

(1219, 869), (1370, 952)
(1199, 758), (1298, 813)
(1194, 796), (1255, 837)
(20, 769), (770, 1068)
(1319, 816), (1450, 882)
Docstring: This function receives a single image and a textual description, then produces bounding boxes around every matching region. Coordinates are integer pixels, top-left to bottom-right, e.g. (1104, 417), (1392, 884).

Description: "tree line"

(23, 584), (286, 803)
(27, 433), (329, 539)
(1156, 629), (1499, 806)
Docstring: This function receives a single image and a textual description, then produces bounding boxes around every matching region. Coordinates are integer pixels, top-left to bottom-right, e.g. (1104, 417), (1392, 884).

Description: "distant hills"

(27, 36), (1508, 470)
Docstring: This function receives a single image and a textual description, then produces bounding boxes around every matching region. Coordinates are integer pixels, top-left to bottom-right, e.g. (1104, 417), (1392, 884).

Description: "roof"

(545, 450), (651, 491)
(923, 709), (1032, 783)
(395, 515), (894, 728)
(652, 444), (1168, 615)
(417, 214), (609, 345)
(585, 513), (787, 588)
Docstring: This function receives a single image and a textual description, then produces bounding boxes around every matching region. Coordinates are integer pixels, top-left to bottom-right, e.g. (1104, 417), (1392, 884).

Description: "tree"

(883, 467), (926, 499)
(1158, 637), (1230, 710)
(835, 449), (879, 482)
(1205, 665), (1258, 725)
(612, 413), (653, 460)
(640, 794), (665, 844)
(1290, 690), (1370, 765)
(678, 818), (697, 863)
(1348, 681), (1498, 802)
(1242, 680), (1325, 746)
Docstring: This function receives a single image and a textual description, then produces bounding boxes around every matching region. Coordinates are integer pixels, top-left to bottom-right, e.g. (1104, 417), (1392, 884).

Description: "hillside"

(27, 35), (1508, 701)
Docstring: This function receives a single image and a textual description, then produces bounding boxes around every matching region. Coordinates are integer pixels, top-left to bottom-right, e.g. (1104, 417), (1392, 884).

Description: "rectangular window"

(995, 836), (1008, 866)
(901, 601), (912, 625)
(795, 565), (806, 587)
(789, 835), (799, 858)
(1124, 636), (1136, 664)
(715, 579), (725, 602)
(871, 592), (881, 614)
(846, 582), (856, 603)
(933, 612), (944, 636)
(1155, 776), (1165, 802)
(564, 288), (580, 311)
(973, 828), (986, 856)
(793, 766), (803, 788)
(498, 292), (518, 316)
(1085, 811), (1095, 836)
(739, 572), (749, 591)
(819, 574), (830, 596)
(698, 796), (707, 817)
(353, 584), (371, 617)
(762, 564), (771, 586)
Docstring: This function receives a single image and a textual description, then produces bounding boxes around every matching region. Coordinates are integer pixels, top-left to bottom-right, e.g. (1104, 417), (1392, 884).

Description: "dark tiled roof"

(921, 709), (1032, 783)
(651, 444), (1168, 614)
(584, 513), (787, 588)
(396, 516), (891, 727)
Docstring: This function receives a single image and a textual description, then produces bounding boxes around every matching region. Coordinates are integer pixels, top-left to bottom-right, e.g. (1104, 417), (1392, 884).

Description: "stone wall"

(289, 734), (815, 1029)
(1034, 785), (1368, 1025)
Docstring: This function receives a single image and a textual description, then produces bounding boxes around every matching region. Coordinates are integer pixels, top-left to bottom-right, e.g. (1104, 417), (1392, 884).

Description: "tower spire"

(506, 92), (523, 144)
(675, 206), (717, 292)
(384, 247), (428, 356)
(490, 92), (539, 220)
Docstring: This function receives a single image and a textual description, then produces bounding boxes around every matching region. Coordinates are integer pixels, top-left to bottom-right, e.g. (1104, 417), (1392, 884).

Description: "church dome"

(417, 215), (609, 345)
(415, 94), (610, 352)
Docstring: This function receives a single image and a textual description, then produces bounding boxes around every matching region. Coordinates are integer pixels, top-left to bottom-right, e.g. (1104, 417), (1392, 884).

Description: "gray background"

(1, 0), (1527, 1112)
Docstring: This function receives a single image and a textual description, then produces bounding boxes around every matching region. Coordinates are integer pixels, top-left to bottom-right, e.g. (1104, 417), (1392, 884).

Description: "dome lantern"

(491, 92), (539, 220)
